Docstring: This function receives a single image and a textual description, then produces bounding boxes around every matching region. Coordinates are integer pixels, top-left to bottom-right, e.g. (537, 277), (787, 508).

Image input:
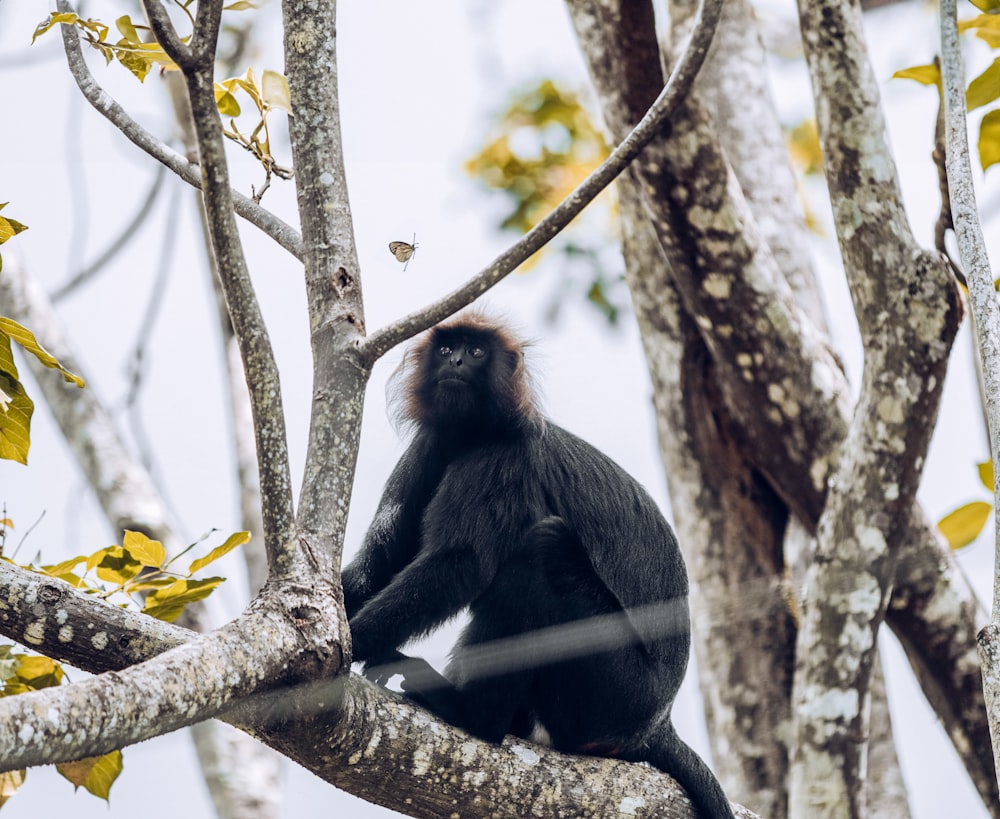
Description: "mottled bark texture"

(793, 0), (961, 815)
(940, 0), (1000, 794)
(567, 0), (994, 815)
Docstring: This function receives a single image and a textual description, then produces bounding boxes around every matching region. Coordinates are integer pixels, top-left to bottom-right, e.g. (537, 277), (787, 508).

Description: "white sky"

(0, 0), (995, 817)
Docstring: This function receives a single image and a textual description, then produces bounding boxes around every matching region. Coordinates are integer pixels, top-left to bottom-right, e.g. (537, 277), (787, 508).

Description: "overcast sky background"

(0, 0), (996, 817)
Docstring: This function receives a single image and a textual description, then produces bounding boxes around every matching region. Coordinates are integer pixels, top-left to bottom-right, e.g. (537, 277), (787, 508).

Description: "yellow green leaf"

(979, 459), (995, 491)
(93, 545), (143, 585)
(980, 110), (1000, 172)
(188, 531), (250, 574)
(115, 45), (155, 83)
(967, 58), (1000, 111)
(215, 89), (240, 117)
(0, 335), (33, 465)
(0, 205), (28, 244)
(143, 577), (224, 622)
(115, 15), (141, 42)
(970, 0), (1000, 12)
(262, 70), (292, 113)
(892, 63), (941, 87)
(0, 770), (25, 807)
(224, 1), (260, 9)
(960, 13), (1000, 48)
(937, 501), (992, 549)
(57, 750), (122, 800)
(122, 530), (166, 568)
(32, 13), (79, 43)
(0, 317), (85, 387)
(39, 555), (88, 579)
(15, 655), (64, 690)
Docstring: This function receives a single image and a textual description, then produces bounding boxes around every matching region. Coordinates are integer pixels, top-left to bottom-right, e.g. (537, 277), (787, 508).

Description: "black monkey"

(343, 314), (734, 819)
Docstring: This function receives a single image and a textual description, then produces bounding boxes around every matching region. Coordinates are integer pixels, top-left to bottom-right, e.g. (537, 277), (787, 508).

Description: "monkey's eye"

(469, 346), (486, 358)
(438, 346), (452, 357)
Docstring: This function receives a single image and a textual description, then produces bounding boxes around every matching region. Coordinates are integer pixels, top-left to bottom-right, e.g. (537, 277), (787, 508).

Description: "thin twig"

(360, 0), (725, 363)
(52, 165), (168, 302)
(940, 0), (1000, 621)
(54, 0), (302, 260)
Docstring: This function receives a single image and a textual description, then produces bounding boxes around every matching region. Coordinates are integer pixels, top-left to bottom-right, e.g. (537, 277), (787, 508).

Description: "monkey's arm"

(342, 439), (435, 617)
(348, 545), (485, 664)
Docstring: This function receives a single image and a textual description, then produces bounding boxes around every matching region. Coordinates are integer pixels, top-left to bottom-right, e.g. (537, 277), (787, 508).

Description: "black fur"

(343, 316), (734, 818)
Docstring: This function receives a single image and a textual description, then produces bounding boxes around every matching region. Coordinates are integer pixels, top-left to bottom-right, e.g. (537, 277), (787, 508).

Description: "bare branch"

(54, 1), (303, 260)
(792, 0), (962, 812)
(280, 0), (369, 576)
(360, 0), (725, 363)
(940, 0), (1000, 789)
(141, 0), (297, 571)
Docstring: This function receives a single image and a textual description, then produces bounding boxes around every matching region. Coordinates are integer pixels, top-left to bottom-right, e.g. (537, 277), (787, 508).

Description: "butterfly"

(389, 235), (418, 271)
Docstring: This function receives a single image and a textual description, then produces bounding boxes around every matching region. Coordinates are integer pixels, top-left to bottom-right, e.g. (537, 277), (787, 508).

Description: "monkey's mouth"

(437, 376), (470, 386)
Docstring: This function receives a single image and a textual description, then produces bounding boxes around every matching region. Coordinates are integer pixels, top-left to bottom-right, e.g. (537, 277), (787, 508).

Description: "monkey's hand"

(361, 649), (413, 687)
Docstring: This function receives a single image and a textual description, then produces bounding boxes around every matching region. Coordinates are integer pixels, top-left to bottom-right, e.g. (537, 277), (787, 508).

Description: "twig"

(360, 0), (725, 362)
(54, 0), (303, 260)
(52, 165), (168, 302)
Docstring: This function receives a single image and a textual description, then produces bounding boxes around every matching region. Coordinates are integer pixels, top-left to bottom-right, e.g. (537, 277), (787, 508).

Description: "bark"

(940, 0), (1000, 793)
(0, 557), (760, 818)
(620, 180), (794, 818)
(566, 0), (995, 813)
(792, 0), (961, 812)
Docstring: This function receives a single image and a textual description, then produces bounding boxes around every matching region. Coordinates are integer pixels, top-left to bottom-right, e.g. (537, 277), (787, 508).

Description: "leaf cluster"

(0, 529), (248, 807)
(16, 529), (251, 622)
(33, 13), (180, 82)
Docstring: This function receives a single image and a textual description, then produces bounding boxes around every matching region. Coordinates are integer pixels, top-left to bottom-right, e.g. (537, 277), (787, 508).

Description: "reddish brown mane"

(388, 310), (542, 430)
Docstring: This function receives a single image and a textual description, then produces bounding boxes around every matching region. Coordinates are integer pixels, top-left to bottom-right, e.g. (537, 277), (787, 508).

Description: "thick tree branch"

(360, 0), (725, 362)
(280, 0), (369, 579)
(0, 560), (758, 818)
(0, 597), (304, 769)
(792, 0), (961, 812)
(54, 1), (303, 260)
(566, 0), (997, 811)
(940, 0), (1000, 790)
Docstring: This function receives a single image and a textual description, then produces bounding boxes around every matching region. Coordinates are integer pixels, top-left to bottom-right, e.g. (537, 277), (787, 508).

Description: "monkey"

(343, 313), (735, 818)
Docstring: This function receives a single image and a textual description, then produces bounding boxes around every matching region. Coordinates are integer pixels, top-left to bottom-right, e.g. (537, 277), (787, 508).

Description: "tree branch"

(360, 0), (726, 363)
(280, 0), (369, 579)
(54, 1), (303, 260)
(0, 560), (757, 818)
(940, 0), (1000, 791)
(792, 0), (961, 811)
(137, 0), (297, 573)
(566, 0), (996, 810)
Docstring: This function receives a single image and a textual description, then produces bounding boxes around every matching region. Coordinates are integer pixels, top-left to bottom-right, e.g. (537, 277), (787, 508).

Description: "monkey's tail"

(641, 722), (736, 819)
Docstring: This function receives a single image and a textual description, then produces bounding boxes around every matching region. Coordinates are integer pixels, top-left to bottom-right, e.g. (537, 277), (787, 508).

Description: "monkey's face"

(419, 330), (499, 428)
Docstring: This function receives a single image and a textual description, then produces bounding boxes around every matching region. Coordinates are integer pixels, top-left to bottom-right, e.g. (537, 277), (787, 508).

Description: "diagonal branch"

(139, 0), (296, 571)
(0, 560), (759, 818)
(360, 0), (726, 363)
(54, 0), (302, 260)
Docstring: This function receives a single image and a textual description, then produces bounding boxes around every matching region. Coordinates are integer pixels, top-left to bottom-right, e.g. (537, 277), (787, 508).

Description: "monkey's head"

(392, 312), (541, 436)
